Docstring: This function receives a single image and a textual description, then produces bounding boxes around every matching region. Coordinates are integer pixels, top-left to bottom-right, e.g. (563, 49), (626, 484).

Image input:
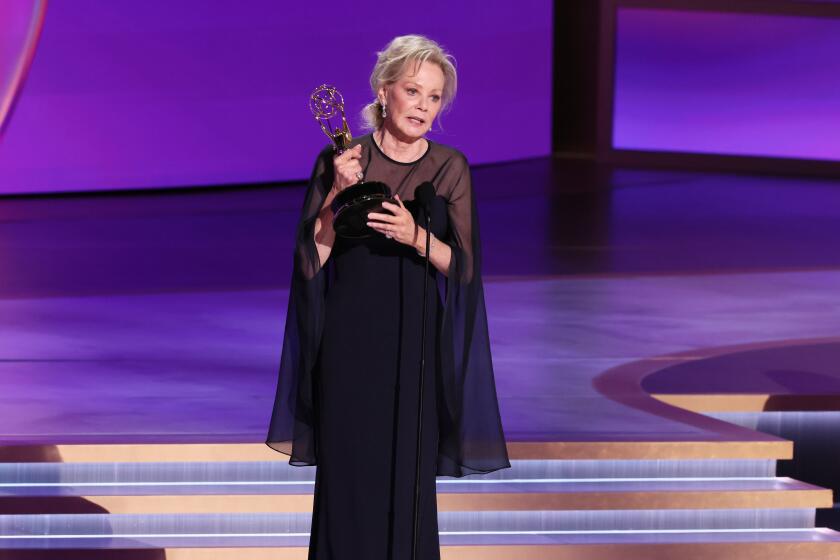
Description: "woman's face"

(379, 61), (445, 142)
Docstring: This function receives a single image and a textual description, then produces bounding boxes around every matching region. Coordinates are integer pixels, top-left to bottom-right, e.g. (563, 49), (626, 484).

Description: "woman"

(267, 35), (510, 560)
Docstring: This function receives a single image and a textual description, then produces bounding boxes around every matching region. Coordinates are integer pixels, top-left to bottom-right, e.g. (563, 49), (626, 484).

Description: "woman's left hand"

(367, 195), (418, 246)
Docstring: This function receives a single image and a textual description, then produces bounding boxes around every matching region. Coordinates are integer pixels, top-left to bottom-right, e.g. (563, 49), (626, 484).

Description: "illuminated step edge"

(0, 510), (821, 535)
(0, 476), (804, 491)
(436, 509), (819, 531)
(0, 514), (835, 558)
(0, 512), (833, 542)
(0, 477), (832, 500)
(0, 458), (778, 482)
(0, 440), (791, 463)
(1, 489), (826, 514)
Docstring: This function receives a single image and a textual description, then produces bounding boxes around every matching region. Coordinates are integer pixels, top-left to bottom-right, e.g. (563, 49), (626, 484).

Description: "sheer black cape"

(266, 134), (510, 477)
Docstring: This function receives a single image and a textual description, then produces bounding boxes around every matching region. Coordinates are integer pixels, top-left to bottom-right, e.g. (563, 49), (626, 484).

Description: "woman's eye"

(431, 95), (441, 102)
(407, 88), (417, 95)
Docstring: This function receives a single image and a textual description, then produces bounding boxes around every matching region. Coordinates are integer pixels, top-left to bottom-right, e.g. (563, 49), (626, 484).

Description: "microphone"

(414, 181), (435, 215)
(410, 180), (435, 560)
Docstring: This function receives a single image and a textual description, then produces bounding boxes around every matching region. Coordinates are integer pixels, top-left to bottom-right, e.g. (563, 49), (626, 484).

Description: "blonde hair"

(362, 35), (458, 130)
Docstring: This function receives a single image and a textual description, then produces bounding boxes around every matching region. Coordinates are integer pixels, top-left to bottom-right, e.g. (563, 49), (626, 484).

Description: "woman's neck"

(376, 127), (427, 163)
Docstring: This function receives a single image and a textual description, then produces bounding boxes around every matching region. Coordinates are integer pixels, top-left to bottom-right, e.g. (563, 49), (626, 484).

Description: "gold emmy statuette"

(309, 84), (352, 153)
(309, 84), (393, 238)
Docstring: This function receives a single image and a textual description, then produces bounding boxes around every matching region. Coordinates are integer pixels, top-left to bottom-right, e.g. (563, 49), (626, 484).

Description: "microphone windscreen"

(414, 181), (436, 209)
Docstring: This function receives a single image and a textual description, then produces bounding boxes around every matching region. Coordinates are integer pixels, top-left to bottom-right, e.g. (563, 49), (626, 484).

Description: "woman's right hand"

(331, 144), (363, 193)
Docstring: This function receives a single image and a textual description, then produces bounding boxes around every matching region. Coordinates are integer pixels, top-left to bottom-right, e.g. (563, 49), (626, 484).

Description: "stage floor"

(2, 158), (840, 446)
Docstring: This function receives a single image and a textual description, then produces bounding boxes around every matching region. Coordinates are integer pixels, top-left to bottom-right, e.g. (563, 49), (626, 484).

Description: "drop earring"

(381, 104), (387, 119)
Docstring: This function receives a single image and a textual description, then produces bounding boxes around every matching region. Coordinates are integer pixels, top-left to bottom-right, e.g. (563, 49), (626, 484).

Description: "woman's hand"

(331, 144), (363, 193)
(367, 195), (419, 247)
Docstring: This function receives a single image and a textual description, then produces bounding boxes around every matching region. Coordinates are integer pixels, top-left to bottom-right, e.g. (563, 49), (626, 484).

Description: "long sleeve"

(266, 145), (334, 465)
(435, 153), (511, 477)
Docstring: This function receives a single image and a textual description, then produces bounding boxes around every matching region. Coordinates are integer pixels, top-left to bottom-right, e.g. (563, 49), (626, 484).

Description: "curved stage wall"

(0, 1), (552, 195)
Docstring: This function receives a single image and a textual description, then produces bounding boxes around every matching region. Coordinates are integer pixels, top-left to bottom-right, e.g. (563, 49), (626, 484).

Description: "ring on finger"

(355, 171), (364, 181)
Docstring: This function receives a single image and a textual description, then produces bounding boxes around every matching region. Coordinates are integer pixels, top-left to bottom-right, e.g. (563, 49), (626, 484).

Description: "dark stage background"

(556, 0), (840, 175)
(0, 0), (552, 195)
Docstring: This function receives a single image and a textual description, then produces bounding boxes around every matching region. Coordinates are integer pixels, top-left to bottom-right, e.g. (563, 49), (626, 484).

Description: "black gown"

(267, 133), (510, 560)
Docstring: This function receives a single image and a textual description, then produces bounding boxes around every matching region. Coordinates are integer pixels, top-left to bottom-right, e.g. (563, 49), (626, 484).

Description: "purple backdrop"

(613, 7), (840, 161)
(0, 1), (552, 195)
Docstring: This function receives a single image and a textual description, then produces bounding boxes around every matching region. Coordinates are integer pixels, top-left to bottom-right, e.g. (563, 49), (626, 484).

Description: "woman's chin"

(400, 129), (428, 143)
(390, 122), (428, 142)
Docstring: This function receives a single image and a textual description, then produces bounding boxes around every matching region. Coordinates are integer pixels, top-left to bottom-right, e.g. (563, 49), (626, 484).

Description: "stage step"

(0, 510), (824, 537)
(0, 440), (790, 463)
(0, 441), (832, 558)
(0, 457), (779, 482)
(0, 514), (836, 559)
(0, 477), (827, 514)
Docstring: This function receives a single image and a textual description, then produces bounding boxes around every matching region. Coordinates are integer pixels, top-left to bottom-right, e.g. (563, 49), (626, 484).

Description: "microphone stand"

(411, 209), (432, 560)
